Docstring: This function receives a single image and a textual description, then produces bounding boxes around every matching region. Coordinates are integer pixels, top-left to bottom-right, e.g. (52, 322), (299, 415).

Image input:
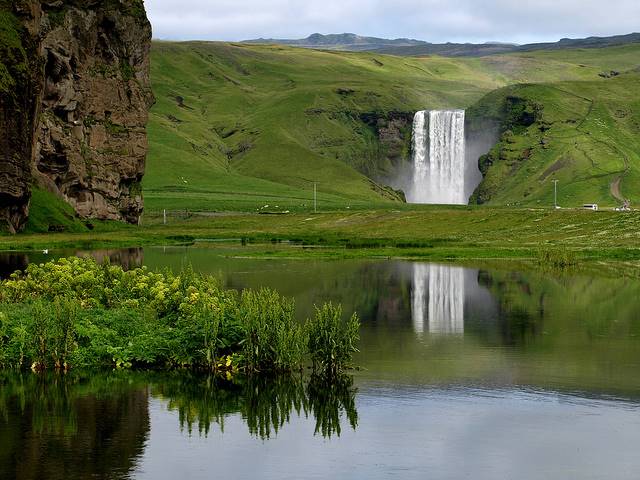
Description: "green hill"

(145, 41), (640, 212)
(469, 72), (640, 208)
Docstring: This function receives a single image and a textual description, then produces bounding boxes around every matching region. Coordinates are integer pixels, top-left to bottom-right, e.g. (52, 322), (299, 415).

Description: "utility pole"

(552, 180), (559, 209)
(314, 182), (317, 213)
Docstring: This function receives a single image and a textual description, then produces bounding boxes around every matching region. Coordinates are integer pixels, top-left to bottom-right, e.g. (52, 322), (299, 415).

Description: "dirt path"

(611, 176), (625, 203)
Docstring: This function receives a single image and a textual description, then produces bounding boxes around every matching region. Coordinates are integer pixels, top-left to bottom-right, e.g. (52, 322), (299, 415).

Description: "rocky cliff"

(0, 0), (153, 232)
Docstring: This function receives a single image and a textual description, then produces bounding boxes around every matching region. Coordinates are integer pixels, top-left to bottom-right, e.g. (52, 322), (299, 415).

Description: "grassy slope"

(471, 71), (640, 207)
(146, 41), (640, 213)
(145, 42), (501, 212)
(469, 45), (640, 207)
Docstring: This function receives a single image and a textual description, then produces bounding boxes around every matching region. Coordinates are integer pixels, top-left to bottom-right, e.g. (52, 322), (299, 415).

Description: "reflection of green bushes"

(152, 372), (358, 439)
(0, 257), (359, 373)
(307, 374), (358, 437)
(0, 370), (359, 442)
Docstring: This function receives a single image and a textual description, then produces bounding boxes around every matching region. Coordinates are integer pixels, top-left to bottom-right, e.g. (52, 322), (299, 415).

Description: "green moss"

(105, 0), (147, 20)
(104, 119), (129, 135)
(129, 181), (143, 197)
(119, 58), (135, 81)
(88, 62), (118, 78)
(0, 9), (27, 94)
(83, 115), (98, 127)
(47, 8), (67, 30)
(24, 188), (89, 234)
(0, 61), (12, 92)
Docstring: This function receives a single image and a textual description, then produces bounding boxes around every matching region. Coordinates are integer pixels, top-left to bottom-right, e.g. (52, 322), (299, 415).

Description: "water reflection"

(0, 248), (144, 279)
(0, 371), (358, 478)
(0, 253), (29, 279)
(0, 372), (149, 480)
(3, 249), (640, 393)
(3, 252), (640, 477)
(410, 263), (501, 337)
(152, 373), (357, 439)
(412, 264), (465, 335)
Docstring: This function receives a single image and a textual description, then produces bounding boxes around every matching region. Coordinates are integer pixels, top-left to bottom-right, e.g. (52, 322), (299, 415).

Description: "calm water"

(2, 247), (640, 479)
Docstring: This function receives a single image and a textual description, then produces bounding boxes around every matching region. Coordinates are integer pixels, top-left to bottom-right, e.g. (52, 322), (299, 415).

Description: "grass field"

(5, 207), (640, 263)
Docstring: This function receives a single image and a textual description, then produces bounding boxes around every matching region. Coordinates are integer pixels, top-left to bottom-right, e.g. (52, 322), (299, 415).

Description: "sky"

(146, 0), (640, 44)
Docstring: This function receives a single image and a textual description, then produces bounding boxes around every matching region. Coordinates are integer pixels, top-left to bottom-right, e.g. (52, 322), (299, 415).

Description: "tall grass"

(537, 247), (578, 269)
(307, 303), (360, 375)
(240, 289), (306, 372)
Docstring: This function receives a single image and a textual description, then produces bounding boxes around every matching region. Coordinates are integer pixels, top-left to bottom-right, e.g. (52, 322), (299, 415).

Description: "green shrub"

(0, 257), (360, 373)
(306, 303), (360, 375)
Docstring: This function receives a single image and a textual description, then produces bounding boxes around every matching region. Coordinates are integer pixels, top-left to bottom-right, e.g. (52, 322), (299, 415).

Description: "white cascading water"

(412, 263), (465, 335)
(409, 109), (466, 204)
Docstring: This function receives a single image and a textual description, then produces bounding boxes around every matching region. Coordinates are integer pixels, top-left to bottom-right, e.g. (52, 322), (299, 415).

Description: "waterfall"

(409, 109), (466, 205)
(412, 263), (465, 335)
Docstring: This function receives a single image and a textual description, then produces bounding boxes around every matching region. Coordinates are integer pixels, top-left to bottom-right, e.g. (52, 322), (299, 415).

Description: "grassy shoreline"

(2, 207), (640, 261)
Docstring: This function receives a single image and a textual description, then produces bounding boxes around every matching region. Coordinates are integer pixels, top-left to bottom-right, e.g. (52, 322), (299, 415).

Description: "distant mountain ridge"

(243, 33), (429, 51)
(242, 32), (640, 57)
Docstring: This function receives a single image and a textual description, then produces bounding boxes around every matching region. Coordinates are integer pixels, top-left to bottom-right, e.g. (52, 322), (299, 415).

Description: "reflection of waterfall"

(412, 264), (465, 335)
(409, 110), (466, 205)
(412, 264), (429, 333)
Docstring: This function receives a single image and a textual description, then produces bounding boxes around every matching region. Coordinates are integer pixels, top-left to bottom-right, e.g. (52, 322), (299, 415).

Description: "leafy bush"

(0, 257), (359, 373)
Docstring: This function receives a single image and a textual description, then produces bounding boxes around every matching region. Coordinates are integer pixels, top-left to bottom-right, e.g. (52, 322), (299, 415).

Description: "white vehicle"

(582, 204), (598, 211)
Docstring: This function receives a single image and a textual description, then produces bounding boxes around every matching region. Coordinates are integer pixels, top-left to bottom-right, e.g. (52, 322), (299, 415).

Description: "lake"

(2, 246), (640, 479)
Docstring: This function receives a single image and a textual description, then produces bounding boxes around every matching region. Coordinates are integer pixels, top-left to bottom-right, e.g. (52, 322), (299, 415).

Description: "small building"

(583, 204), (598, 211)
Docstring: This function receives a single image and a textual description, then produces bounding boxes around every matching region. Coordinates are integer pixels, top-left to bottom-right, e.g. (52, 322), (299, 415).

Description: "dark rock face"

(0, 0), (41, 233)
(0, 0), (154, 231)
(359, 111), (414, 172)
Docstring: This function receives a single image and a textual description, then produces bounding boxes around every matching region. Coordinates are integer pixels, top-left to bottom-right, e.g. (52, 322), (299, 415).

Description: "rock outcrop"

(0, 0), (41, 233)
(0, 0), (154, 231)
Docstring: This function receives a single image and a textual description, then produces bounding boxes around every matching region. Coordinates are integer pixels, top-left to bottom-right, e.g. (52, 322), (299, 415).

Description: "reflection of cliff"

(0, 248), (144, 279)
(77, 247), (144, 270)
(475, 270), (544, 345)
(0, 373), (149, 479)
(0, 253), (29, 279)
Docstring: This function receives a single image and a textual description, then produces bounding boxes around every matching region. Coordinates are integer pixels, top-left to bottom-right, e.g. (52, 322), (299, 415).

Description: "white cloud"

(146, 0), (640, 44)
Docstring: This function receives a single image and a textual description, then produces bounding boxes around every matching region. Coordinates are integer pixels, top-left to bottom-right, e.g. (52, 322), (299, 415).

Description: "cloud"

(146, 0), (640, 44)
